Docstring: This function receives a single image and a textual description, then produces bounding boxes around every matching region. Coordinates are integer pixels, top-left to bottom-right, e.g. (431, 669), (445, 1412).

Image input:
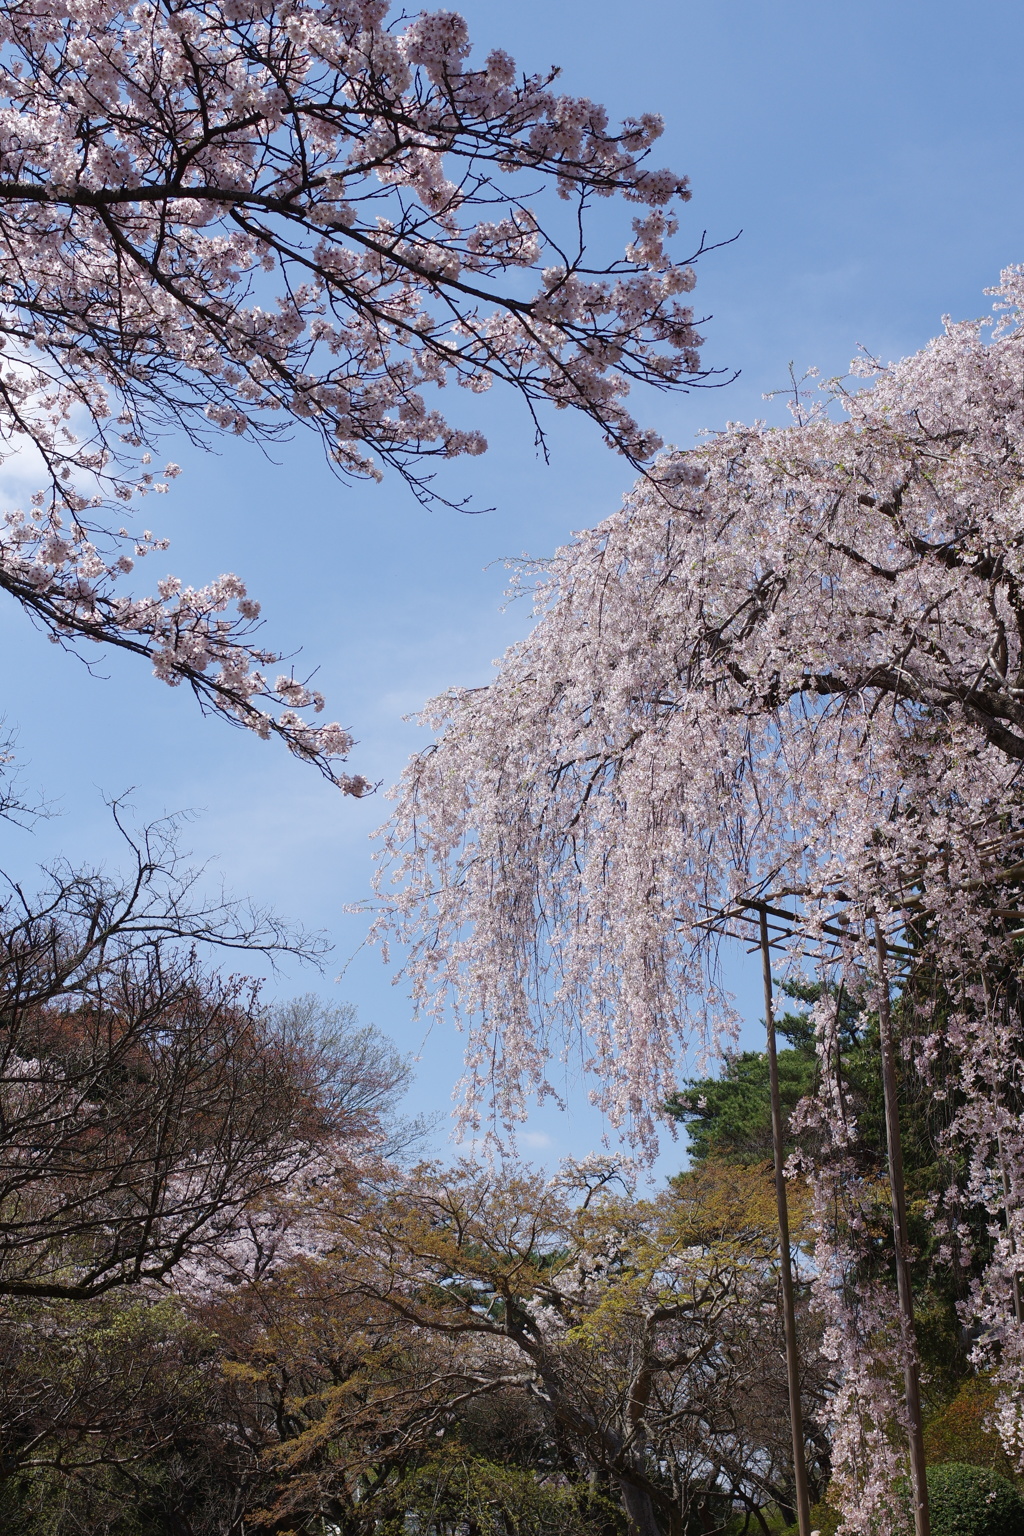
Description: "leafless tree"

(0, 809), (404, 1300)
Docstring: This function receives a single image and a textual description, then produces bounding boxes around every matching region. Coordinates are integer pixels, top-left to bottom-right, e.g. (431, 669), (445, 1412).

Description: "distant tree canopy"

(664, 980), (832, 1166)
(0, 935), (1018, 1536)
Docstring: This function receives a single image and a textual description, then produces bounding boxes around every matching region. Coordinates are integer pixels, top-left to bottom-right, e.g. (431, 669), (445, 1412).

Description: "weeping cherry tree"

(374, 265), (1024, 1531)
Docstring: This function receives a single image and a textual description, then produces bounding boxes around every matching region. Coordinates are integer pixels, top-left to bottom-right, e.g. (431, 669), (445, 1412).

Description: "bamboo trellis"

(685, 826), (1024, 1536)
(694, 891), (923, 1536)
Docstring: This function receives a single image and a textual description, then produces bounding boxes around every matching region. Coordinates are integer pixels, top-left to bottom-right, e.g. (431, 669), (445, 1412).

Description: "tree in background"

(0, 0), (713, 784)
(0, 1294), (225, 1534)
(0, 982), (420, 1532)
(0, 807), (404, 1301)
(324, 1156), (829, 1536)
(0, 1150), (828, 1536)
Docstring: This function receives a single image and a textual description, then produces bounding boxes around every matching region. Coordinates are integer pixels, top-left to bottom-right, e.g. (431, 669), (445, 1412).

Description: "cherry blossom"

(0, 0), (708, 775)
(374, 265), (1024, 1527)
(0, 496), (372, 784)
(375, 263), (1024, 1131)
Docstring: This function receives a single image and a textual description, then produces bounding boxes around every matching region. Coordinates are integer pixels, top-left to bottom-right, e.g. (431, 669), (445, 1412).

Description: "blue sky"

(2, 0), (1023, 1179)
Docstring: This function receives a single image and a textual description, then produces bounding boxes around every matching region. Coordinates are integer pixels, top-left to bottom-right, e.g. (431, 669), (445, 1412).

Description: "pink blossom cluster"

(0, 0), (704, 772)
(0, 0), (704, 490)
(375, 263), (1024, 1132)
(0, 495), (367, 787)
(169, 1143), (387, 1298)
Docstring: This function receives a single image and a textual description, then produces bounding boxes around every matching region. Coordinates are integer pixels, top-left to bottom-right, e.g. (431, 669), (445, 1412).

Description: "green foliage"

(804, 1500), (842, 1536)
(917, 1464), (1024, 1536)
(664, 980), (852, 1166)
(0, 1295), (227, 1536)
(0, 1465), (193, 1536)
(373, 1449), (624, 1536)
(664, 1038), (816, 1165)
(925, 1379), (1023, 1486)
(779, 1503), (841, 1536)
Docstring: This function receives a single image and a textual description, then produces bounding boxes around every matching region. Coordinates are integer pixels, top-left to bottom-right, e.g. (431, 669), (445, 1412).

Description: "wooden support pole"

(758, 907), (812, 1536)
(873, 923), (930, 1536)
(997, 1130), (1022, 1325)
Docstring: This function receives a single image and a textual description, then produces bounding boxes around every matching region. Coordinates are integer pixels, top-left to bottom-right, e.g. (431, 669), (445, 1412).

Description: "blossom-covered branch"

(0, 0), (707, 486)
(0, 0), (709, 779)
(0, 497), (370, 787)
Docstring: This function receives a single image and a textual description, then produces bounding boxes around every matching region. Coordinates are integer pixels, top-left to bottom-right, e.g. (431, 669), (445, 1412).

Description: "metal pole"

(758, 907), (812, 1536)
(873, 922), (930, 1536)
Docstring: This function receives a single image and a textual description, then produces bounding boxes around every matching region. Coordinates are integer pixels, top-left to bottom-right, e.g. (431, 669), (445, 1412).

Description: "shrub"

(921, 1463), (1024, 1536)
(788, 1464), (1024, 1536)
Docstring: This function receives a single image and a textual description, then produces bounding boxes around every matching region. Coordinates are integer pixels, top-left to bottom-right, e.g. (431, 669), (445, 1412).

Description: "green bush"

(784, 1464), (1024, 1536)
(919, 1463), (1024, 1536)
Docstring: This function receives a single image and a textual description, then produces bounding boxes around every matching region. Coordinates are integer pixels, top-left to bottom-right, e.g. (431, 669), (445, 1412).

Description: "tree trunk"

(618, 1478), (664, 1536)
